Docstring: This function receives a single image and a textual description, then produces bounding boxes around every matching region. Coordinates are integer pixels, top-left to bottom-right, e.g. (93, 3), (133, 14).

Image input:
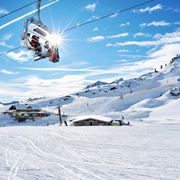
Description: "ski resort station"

(3, 105), (50, 122)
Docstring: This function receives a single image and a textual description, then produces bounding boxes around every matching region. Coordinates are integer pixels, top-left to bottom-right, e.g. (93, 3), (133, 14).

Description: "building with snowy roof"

(7, 105), (50, 122)
(68, 115), (114, 126)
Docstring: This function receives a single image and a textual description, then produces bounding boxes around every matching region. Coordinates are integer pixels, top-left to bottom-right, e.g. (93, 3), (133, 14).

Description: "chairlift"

(21, 0), (59, 63)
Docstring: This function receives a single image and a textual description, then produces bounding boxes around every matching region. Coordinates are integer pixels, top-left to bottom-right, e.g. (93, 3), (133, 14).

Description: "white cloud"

(140, 21), (171, 27)
(118, 55), (148, 60)
(0, 69), (17, 75)
(167, 7), (180, 13)
(88, 33), (129, 43)
(0, 7), (8, 15)
(2, 34), (12, 41)
(87, 36), (105, 42)
(88, 15), (100, 21)
(134, 43), (180, 72)
(119, 22), (130, 27)
(0, 85), (23, 100)
(110, 13), (118, 18)
(108, 41), (155, 47)
(175, 22), (180, 25)
(106, 31), (180, 47)
(133, 4), (162, 13)
(1, 75), (91, 100)
(113, 44), (180, 78)
(152, 31), (180, 44)
(85, 3), (96, 12)
(133, 32), (151, 38)
(106, 43), (113, 47)
(127, 45), (178, 74)
(153, 33), (162, 39)
(149, 43), (180, 59)
(107, 33), (129, 39)
(93, 27), (98, 32)
(20, 67), (103, 73)
(117, 49), (129, 53)
(173, 8), (180, 13)
(0, 34), (13, 48)
(6, 50), (33, 62)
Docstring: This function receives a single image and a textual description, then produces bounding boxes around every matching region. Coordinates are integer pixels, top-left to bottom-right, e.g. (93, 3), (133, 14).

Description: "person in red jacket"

(49, 46), (59, 63)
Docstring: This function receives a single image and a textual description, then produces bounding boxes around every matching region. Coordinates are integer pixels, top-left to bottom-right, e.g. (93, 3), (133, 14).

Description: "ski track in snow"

(7, 133), (106, 180)
(8, 158), (20, 180)
(0, 124), (180, 180)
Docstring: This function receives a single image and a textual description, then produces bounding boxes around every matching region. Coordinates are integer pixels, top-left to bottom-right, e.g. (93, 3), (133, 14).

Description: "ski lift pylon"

(21, 0), (59, 63)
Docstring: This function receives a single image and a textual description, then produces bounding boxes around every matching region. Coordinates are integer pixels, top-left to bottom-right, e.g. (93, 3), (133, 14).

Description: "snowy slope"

(0, 124), (180, 180)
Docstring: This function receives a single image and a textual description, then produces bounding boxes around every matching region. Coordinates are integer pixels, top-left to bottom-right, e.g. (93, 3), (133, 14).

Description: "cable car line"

(0, 47), (21, 56)
(0, 0), (156, 58)
(63, 0), (156, 33)
(0, 1), (38, 20)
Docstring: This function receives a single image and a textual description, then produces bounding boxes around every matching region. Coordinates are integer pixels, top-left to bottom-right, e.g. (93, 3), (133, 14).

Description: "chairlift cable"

(0, 47), (21, 56)
(0, 0), (156, 57)
(0, 1), (38, 19)
(63, 0), (156, 33)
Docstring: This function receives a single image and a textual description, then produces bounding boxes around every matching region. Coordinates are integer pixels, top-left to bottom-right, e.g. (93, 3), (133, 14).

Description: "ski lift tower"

(57, 106), (62, 125)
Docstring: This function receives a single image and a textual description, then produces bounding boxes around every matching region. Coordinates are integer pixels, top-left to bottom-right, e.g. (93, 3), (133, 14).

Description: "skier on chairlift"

(44, 41), (51, 56)
(29, 35), (42, 57)
(21, 0), (59, 62)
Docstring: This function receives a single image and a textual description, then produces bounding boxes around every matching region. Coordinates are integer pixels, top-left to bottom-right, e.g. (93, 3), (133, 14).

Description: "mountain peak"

(85, 81), (108, 89)
(112, 78), (124, 84)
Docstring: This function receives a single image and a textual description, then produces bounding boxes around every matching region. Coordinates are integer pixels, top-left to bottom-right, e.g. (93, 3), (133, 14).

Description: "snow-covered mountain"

(0, 56), (180, 125)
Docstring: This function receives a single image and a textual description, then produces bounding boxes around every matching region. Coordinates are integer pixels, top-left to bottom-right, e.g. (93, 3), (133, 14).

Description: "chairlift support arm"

(36, 0), (41, 22)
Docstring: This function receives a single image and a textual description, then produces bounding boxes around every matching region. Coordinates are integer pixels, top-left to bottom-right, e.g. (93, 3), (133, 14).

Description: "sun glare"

(48, 33), (64, 47)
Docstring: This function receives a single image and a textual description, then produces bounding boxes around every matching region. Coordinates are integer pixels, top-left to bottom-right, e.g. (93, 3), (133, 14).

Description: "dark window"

(33, 28), (46, 37)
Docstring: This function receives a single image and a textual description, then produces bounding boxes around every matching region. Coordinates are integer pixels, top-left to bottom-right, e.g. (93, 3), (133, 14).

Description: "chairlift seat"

(21, 18), (59, 62)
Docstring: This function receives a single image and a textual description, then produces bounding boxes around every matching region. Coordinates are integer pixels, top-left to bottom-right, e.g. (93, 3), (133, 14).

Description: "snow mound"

(170, 87), (180, 97)
(136, 99), (163, 108)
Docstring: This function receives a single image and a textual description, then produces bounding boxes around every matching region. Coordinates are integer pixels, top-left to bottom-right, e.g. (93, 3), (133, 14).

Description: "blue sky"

(0, 0), (180, 101)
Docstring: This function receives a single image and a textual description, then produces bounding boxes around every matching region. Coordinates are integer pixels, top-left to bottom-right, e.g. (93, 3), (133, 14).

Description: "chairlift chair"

(21, 0), (59, 63)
